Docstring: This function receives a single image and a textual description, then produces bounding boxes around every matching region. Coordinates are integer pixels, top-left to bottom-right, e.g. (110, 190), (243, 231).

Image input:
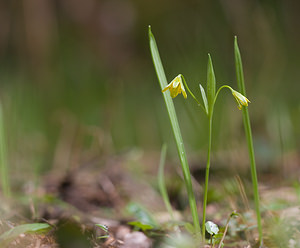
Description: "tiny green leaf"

(97, 235), (110, 239)
(213, 233), (225, 247)
(126, 202), (157, 227)
(95, 224), (109, 233)
(205, 221), (219, 236)
(206, 54), (216, 115)
(213, 233), (224, 239)
(230, 211), (239, 218)
(199, 84), (208, 115)
(95, 224), (109, 239)
(128, 221), (155, 232)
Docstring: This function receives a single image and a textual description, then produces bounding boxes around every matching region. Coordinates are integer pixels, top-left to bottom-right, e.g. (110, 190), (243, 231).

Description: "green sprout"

(95, 224), (109, 239)
(205, 221), (219, 236)
(205, 221), (219, 248)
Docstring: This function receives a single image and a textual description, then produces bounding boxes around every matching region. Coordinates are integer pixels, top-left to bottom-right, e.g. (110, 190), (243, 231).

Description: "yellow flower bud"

(231, 89), (250, 110)
(162, 75), (187, 99)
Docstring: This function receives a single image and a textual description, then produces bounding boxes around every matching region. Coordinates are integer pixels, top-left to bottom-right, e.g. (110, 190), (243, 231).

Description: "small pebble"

(121, 231), (152, 248)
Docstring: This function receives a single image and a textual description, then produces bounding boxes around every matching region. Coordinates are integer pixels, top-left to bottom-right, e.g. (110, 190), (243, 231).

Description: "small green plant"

(204, 212), (238, 248)
(217, 211), (239, 248)
(95, 224), (110, 239)
(205, 221), (219, 247)
(194, 55), (249, 239)
(154, 56), (249, 237)
(149, 26), (258, 245)
(126, 202), (157, 231)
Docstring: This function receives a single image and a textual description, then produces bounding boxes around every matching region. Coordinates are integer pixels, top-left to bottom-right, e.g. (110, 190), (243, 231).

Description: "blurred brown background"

(0, 0), (300, 184)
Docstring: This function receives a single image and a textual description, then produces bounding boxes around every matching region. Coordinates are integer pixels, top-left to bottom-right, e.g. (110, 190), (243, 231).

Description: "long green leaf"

(148, 26), (201, 238)
(234, 36), (263, 246)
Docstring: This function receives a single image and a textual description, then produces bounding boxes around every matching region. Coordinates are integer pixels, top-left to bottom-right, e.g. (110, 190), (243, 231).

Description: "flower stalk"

(202, 115), (213, 239)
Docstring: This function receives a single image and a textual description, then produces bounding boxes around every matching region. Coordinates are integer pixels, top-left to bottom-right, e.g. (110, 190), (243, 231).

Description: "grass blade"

(158, 144), (174, 220)
(234, 36), (263, 246)
(149, 26), (201, 239)
(0, 102), (11, 197)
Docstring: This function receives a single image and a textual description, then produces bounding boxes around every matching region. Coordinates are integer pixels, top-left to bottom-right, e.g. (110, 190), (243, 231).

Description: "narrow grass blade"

(206, 54), (216, 116)
(158, 144), (174, 220)
(234, 36), (263, 246)
(149, 26), (201, 238)
(0, 102), (11, 197)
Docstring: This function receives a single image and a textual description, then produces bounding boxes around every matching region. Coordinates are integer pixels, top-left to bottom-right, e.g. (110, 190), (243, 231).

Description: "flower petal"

(162, 82), (172, 92)
(161, 75), (188, 99)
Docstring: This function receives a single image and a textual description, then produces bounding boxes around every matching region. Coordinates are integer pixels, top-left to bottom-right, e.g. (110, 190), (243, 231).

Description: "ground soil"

(1, 151), (300, 247)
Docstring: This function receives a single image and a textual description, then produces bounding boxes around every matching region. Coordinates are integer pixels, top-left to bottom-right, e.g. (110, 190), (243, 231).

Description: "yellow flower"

(231, 89), (250, 110)
(162, 75), (187, 99)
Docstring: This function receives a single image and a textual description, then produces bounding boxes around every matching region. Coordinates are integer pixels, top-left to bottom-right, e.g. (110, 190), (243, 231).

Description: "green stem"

(201, 85), (229, 239)
(202, 114), (213, 240)
(201, 84), (237, 241)
(234, 36), (263, 246)
(213, 85), (229, 106)
(180, 75), (206, 112)
(214, 84), (242, 106)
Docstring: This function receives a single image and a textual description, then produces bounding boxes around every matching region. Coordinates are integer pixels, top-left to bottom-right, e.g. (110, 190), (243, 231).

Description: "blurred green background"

(0, 0), (299, 188)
